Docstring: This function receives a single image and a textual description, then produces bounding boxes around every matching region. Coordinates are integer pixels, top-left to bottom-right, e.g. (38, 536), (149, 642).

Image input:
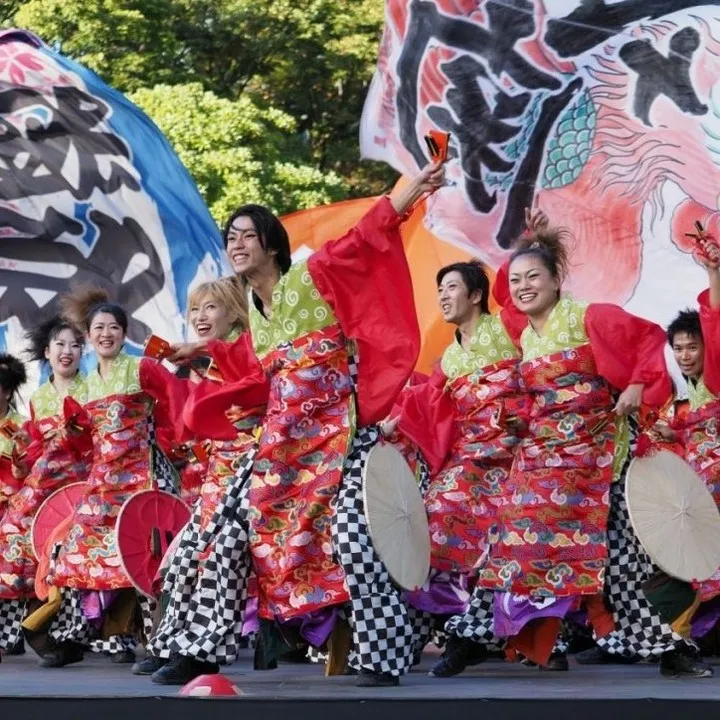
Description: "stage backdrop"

(0, 29), (226, 392)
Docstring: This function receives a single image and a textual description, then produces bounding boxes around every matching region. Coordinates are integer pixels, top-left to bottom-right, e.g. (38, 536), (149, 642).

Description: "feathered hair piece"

(59, 285), (111, 331)
(0, 353), (27, 395)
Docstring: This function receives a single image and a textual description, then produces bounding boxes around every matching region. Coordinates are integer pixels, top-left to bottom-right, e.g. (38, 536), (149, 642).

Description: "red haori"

(681, 403), (720, 602)
(308, 196), (420, 427)
(481, 344), (618, 597)
(0, 412), (89, 599)
(50, 392), (157, 590)
(425, 360), (528, 575)
(248, 324), (353, 620)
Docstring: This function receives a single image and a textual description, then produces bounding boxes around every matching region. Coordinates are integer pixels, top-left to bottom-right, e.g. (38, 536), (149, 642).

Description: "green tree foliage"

(129, 83), (347, 218)
(7, 0), (395, 221)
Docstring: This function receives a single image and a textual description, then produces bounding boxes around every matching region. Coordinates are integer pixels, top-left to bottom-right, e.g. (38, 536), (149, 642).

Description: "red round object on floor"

(116, 490), (190, 598)
(31, 482), (86, 561)
(179, 674), (244, 697)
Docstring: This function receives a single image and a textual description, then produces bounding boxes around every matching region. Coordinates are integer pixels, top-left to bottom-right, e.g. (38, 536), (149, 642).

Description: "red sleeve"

(62, 396), (94, 459)
(206, 336), (252, 383)
(139, 359), (190, 454)
(585, 304), (671, 408)
(183, 334), (269, 441)
(493, 259), (511, 308)
(0, 458), (18, 508)
(492, 260), (526, 348)
(698, 289), (720, 395)
(397, 365), (455, 475)
(12, 415), (42, 479)
(307, 196), (420, 426)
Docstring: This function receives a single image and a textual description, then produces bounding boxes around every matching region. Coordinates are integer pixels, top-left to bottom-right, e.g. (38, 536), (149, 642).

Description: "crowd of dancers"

(0, 161), (719, 688)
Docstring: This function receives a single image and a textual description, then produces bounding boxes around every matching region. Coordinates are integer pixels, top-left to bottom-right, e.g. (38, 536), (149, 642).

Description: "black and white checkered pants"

(596, 478), (683, 658)
(49, 588), (155, 655)
(331, 426), (416, 677)
(0, 599), (26, 650)
(444, 585), (500, 645)
(147, 447), (256, 665)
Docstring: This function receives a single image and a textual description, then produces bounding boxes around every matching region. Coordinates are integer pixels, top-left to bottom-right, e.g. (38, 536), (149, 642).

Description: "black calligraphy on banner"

(393, 0), (712, 248)
(619, 27), (707, 126)
(0, 85), (164, 344)
(546, 1), (711, 129)
(545, 0), (715, 58)
(397, 0), (581, 248)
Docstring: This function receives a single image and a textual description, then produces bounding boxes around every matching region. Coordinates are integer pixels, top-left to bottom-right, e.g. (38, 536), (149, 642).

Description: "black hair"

(25, 315), (84, 364)
(436, 260), (490, 314)
(667, 309), (703, 346)
(87, 303), (128, 333)
(223, 204), (292, 275)
(60, 286), (128, 334)
(509, 227), (572, 282)
(0, 353), (27, 397)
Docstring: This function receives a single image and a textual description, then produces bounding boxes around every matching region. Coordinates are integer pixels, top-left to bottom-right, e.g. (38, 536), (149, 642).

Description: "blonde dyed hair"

(186, 276), (249, 336)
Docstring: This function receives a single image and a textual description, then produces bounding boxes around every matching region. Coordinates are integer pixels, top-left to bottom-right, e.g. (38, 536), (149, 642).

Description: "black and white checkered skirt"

(0, 599), (26, 651)
(147, 446), (257, 665)
(331, 425), (420, 677)
(596, 476), (682, 657)
(48, 588), (155, 655)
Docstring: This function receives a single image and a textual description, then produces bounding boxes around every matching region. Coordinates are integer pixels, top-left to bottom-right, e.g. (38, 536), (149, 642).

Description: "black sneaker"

(660, 650), (713, 678)
(151, 654), (219, 685)
(541, 652), (569, 671)
(576, 646), (640, 665)
(111, 650), (136, 664)
(132, 655), (167, 675)
(428, 636), (487, 678)
(356, 669), (400, 687)
(282, 646), (310, 664)
(40, 642), (85, 668)
(6, 637), (25, 656)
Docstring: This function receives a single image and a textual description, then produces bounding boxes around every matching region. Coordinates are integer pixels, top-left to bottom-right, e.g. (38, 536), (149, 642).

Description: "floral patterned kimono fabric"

(446, 296), (681, 664)
(0, 409), (29, 516)
(0, 408), (34, 651)
(46, 353), (186, 655)
(399, 313), (528, 618)
(148, 333), (268, 665)
(215, 198), (421, 677)
(0, 377), (89, 652)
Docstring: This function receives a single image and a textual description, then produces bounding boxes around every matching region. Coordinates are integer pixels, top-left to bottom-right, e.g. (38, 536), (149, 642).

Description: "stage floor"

(1, 647), (720, 698)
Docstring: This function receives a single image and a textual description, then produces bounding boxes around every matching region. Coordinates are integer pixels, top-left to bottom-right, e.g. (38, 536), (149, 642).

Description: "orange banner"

(282, 185), (498, 373)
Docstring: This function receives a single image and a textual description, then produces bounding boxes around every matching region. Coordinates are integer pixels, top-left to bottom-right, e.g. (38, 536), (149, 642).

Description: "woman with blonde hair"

(137, 276), (267, 683)
(175, 276), (250, 505)
(187, 276), (248, 344)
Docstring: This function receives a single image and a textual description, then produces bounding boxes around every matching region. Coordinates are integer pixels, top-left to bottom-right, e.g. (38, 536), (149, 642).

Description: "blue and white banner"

(0, 29), (227, 384)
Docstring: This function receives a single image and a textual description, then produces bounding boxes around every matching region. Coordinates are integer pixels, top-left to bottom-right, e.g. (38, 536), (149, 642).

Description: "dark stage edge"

(1, 649), (720, 720)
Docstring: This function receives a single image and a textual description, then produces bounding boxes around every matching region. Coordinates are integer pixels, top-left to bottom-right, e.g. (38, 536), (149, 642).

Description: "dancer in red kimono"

(390, 260), (529, 664)
(166, 163), (444, 687)
(0, 354), (29, 519)
(135, 280), (266, 683)
(37, 290), (187, 668)
(441, 224), (710, 678)
(662, 247), (720, 644)
(0, 353), (30, 658)
(174, 277), (249, 505)
(0, 318), (88, 660)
